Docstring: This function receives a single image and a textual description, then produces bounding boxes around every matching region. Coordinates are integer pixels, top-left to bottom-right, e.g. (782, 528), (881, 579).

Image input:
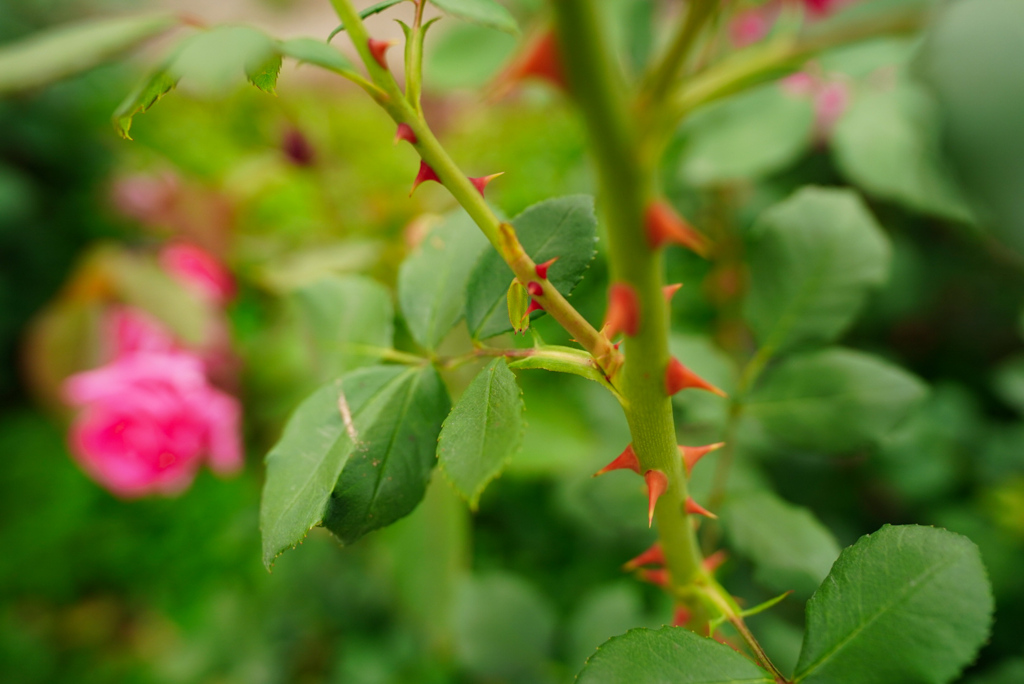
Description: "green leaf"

(323, 365), (450, 545)
(169, 25), (276, 93)
(247, 53), (282, 94)
(744, 187), (891, 354)
(398, 210), (489, 350)
(831, 81), (973, 221)
(567, 584), (649, 671)
(113, 69), (178, 140)
(507, 346), (617, 395)
(795, 525), (993, 684)
(428, 0), (520, 35)
(466, 195), (598, 339)
(328, 0), (409, 41)
(438, 358), (524, 509)
(453, 573), (556, 681)
(260, 365), (449, 566)
(424, 21), (517, 91)
(279, 37), (353, 73)
(576, 626), (774, 683)
(0, 13), (178, 94)
(721, 490), (841, 597)
(669, 84), (814, 186)
(292, 275), (395, 381)
(745, 348), (927, 452)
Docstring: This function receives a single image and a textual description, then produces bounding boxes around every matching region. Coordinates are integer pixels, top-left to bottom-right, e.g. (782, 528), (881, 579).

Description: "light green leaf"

(425, 21), (517, 91)
(398, 211), (489, 350)
(438, 358), (524, 509)
(0, 13), (178, 94)
(795, 525), (993, 684)
(279, 37), (353, 73)
(744, 187), (891, 354)
(428, 0), (520, 35)
(507, 345), (617, 395)
(323, 365), (450, 545)
(670, 84), (814, 186)
(745, 348), (927, 452)
(453, 573), (556, 681)
(567, 584), (649, 671)
(113, 69), (178, 139)
(722, 490), (841, 597)
(169, 25), (276, 93)
(247, 53), (282, 94)
(260, 365), (448, 566)
(466, 195), (598, 339)
(832, 81), (973, 221)
(576, 627), (774, 683)
(292, 275), (394, 381)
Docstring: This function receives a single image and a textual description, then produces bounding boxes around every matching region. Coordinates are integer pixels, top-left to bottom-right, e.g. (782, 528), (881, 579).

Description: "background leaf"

(323, 365), (450, 545)
(260, 366), (415, 567)
(398, 210), (489, 350)
(744, 187), (891, 354)
(279, 37), (353, 73)
(113, 70), (178, 139)
(721, 490), (841, 597)
(795, 525), (993, 684)
(292, 275), (394, 381)
(745, 347), (927, 452)
(438, 358), (524, 508)
(575, 626), (773, 683)
(465, 195), (598, 339)
(0, 13), (178, 94)
(428, 0), (520, 35)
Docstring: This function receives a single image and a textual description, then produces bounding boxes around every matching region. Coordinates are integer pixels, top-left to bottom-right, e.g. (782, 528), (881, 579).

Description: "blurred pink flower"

(64, 352), (242, 498)
(731, 10), (771, 47)
(105, 306), (177, 359)
(160, 243), (236, 306)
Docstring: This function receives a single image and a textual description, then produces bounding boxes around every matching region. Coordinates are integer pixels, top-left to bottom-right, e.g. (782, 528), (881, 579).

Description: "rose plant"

(0, 0), (1006, 681)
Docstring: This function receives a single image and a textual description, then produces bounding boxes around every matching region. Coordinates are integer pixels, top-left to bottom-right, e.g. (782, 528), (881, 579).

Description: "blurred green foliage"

(2, 0), (1024, 682)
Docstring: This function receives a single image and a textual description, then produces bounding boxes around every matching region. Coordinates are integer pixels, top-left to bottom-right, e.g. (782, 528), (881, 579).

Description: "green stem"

(328, 0), (620, 378)
(640, 0), (718, 107)
(551, 0), (706, 595)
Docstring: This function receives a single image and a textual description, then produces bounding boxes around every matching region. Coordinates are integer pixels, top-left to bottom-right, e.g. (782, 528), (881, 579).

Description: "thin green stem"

(641, 0), (718, 107)
(328, 0), (620, 379)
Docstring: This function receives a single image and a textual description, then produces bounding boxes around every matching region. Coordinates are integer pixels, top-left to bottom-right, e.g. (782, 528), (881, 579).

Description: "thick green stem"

(551, 0), (705, 591)
(329, 0), (620, 378)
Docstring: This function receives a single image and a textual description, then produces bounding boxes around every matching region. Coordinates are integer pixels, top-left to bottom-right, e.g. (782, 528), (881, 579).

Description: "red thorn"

(613, 341), (621, 350)
(410, 160), (441, 196)
(469, 172), (504, 197)
(663, 283), (683, 302)
(394, 123), (417, 146)
(602, 282), (640, 339)
(665, 357), (726, 397)
(703, 550), (728, 573)
(526, 281), (543, 297)
(526, 299), (544, 313)
(645, 201), (711, 256)
(679, 442), (725, 476)
(490, 29), (566, 98)
(672, 606), (692, 627)
(623, 542), (665, 571)
(594, 444), (640, 477)
(638, 568), (670, 588)
(535, 257), (558, 280)
(684, 496), (718, 519)
(645, 470), (668, 527)
(368, 38), (396, 69)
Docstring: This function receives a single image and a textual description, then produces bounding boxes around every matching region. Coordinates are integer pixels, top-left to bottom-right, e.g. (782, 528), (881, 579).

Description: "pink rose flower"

(160, 243), (236, 306)
(64, 352), (242, 498)
(105, 306), (177, 359)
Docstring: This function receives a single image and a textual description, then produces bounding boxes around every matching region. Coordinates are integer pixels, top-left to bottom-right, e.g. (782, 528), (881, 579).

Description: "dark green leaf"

(279, 37), (353, 73)
(669, 84), (814, 186)
(795, 525), (993, 684)
(453, 573), (556, 680)
(576, 626), (774, 683)
(328, 0), (410, 41)
(292, 275), (395, 381)
(744, 187), (891, 354)
(428, 0), (520, 35)
(746, 348), (927, 452)
(722, 490), (841, 597)
(832, 81), (973, 221)
(247, 53), (282, 94)
(398, 210), (489, 350)
(438, 358), (524, 509)
(113, 69), (178, 140)
(260, 366), (449, 566)
(466, 195), (598, 339)
(0, 13), (178, 94)
(323, 365), (450, 545)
